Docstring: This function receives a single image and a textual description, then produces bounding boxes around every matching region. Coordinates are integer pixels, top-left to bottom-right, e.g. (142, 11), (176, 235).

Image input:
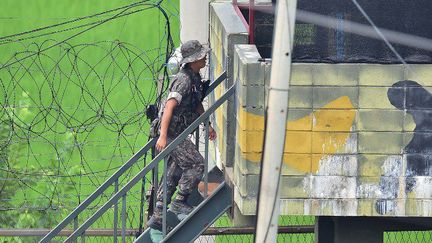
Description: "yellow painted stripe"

(238, 96), (355, 173)
(213, 67), (225, 151)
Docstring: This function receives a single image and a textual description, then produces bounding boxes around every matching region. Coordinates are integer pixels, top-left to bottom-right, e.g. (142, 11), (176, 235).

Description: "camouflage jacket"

(164, 67), (203, 137)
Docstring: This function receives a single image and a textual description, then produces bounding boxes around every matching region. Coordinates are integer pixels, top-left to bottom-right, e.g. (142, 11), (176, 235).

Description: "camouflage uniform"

(151, 66), (205, 226)
(148, 40), (210, 232)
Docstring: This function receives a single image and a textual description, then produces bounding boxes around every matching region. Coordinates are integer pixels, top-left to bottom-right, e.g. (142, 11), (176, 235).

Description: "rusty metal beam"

(233, 3), (250, 33)
(0, 226), (314, 237)
(202, 226), (314, 235)
(0, 229), (137, 237)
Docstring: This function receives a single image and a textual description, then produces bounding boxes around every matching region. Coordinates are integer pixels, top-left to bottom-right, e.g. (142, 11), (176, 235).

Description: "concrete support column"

(230, 203), (256, 227)
(315, 217), (335, 243)
(316, 217), (384, 243)
(180, 0), (209, 44)
(333, 218), (383, 243)
(316, 216), (432, 243)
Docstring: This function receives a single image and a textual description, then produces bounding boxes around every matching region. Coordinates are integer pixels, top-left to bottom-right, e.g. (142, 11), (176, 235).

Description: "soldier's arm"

(160, 99), (178, 137)
(156, 74), (189, 150)
(156, 99), (178, 151)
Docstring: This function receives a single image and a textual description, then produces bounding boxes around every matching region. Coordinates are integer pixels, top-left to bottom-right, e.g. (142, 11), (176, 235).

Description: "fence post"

(114, 179), (119, 243)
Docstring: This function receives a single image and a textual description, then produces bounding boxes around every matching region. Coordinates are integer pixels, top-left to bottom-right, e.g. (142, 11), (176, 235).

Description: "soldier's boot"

(170, 191), (193, 218)
(147, 203), (163, 231)
(170, 199), (194, 215)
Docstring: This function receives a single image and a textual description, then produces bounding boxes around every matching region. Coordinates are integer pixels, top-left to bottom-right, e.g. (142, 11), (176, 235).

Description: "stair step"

(162, 182), (232, 243)
(198, 182), (221, 196)
(136, 167), (228, 243)
(198, 166), (225, 196)
(136, 182), (232, 243)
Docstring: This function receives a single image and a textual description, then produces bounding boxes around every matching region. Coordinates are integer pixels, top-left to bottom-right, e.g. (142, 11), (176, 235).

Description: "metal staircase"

(136, 168), (232, 242)
(156, 182), (232, 243)
(40, 71), (234, 243)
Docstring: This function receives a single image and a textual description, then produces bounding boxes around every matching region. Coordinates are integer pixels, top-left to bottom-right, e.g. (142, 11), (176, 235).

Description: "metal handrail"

(40, 138), (157, 242)
(159, 182), (231, 243)
(65, 84), (235, 242)
(40, 70), (227, 242)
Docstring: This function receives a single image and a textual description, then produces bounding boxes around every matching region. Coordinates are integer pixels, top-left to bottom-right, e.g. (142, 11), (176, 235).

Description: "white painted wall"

(180, 0), (209, 44)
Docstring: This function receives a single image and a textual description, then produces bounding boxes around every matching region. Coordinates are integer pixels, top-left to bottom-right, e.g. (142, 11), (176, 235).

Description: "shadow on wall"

(377, 80), (432, 215)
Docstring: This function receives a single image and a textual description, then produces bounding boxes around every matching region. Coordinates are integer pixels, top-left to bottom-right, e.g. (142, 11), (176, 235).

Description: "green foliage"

(0, 92), (74, 228)
(0, 0), (180, 233)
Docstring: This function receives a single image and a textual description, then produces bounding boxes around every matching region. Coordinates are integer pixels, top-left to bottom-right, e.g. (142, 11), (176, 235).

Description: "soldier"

(147, 40), (217, 231)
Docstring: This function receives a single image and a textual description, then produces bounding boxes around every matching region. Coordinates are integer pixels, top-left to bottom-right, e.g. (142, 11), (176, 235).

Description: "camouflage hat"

(180, 40), (211, 64)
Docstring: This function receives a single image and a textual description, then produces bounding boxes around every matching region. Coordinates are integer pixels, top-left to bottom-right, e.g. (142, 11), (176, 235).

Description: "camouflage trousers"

(154, 137), (204, 211)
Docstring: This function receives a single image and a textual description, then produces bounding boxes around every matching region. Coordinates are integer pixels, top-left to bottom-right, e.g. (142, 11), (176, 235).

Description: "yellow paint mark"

(286, 113), (313, 131)
(283, 153), (312, 173)
(238, 96), (355, 173)
(238, 130), (264, 152)
(284, 131), (313, 154)
(237, 105), (265, 131)
(213, 67), (224, 151)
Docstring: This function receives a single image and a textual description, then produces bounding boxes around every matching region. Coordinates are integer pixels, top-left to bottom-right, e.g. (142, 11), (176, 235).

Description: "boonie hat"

(180, 40), (211, 64)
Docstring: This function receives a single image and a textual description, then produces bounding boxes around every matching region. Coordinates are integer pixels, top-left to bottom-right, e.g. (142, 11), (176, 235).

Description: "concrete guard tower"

(205, 0), (432, 242)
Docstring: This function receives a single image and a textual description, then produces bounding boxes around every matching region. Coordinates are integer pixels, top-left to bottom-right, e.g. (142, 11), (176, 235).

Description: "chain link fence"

(2, 216), (432, 242)
(0, 215), (314, 243)
(384, 231), (432, 243)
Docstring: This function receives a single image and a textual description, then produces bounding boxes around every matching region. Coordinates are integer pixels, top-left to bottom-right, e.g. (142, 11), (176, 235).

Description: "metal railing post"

(162, 158), (168, 237)
(204, 118), (209, 198)
(73, 217), (78, 243)
(249, 0), (255, 44)
(121, 194), (127, 243)
(114, 179), (119, 243)
(152, 165), (159, 210)
(195, 128), (200, 150)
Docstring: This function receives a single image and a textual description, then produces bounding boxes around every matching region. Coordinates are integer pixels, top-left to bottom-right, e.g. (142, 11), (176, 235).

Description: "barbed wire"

(0, 0), (177, 229)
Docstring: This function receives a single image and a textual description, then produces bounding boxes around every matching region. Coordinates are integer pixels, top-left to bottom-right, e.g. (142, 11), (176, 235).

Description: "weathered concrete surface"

(231, 44), (432, 217)
(209, 2), (248, 168)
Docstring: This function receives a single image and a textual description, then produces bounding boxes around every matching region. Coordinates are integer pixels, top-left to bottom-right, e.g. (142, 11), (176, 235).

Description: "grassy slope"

(0, 0), (179, 231)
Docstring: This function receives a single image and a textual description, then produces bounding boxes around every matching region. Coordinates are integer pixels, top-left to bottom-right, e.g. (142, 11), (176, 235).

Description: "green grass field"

(0, 0), (180, 234)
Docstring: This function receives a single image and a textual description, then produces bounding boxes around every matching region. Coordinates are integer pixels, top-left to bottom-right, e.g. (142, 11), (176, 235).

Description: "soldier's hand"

(156, 135), (167, 151)
(209, 125), (217, 141)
